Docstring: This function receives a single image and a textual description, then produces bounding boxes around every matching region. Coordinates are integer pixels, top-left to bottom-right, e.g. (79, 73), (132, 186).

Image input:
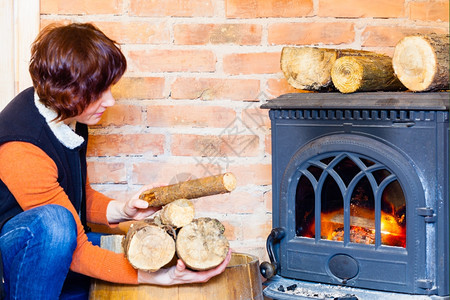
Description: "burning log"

(139, 173), (236, 207)
(331, 55), (406, 93)
(280, 46), (383, 91)
(393, 33), (449, 92)
(319, 207), (406, 247)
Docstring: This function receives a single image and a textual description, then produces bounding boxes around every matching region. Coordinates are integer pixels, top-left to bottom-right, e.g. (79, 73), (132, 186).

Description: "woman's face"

(66, 88), (115, 125)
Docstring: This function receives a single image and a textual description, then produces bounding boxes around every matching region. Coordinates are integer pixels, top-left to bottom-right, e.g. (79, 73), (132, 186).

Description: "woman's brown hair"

(29, 23), (126, 121)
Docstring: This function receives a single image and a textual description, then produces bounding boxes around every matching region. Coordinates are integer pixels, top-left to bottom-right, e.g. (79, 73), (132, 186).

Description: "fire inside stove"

(295, 154), (406, 248)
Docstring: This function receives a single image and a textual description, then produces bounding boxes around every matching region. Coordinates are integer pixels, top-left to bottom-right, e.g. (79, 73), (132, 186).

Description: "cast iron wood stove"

(260, 92), (449, 300)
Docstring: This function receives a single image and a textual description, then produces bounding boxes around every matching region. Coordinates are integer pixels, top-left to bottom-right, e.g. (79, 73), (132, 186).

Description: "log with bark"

(139, 172), (236, 207)
(331, 55), (406, 93)
(280, 46), (382, 91)
(176, 217), (229, 271)
(393, 33), (449, 92)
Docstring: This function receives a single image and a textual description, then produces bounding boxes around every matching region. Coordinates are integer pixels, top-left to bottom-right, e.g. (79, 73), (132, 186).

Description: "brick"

(131, 162), (223, 185)
(40, 19), (69, 30)
(128, 50), (216, 72)
(318, 0), (405, 18)
(266, 78), (312, 97)
(41, 0), (123, 14)
(172, 134), (259, 157)
(264, 189), (272, 212)
(220, 220), (237, 241)
(194, 191), (263, 214)
(95, 21), (170, 44)
(228, 164), (272, 186)
(92, 188), (131, 202)
(241, 107), (271, 130)
(268, 22), (355, 45)
(112, 77), (165, 100)
(410, 2), (449, 22)
(223, 52), (281, 75)
(264, 134), (272, 156)
(242, 216), (273, 240)
(147, 105), (237, 128)
(174, 24), (262, 45)
(362, 26), (448, 47)
(226, 0), (313, 18)
(96, 104), (142, 127)
(39, 20), (169, 45)
(171, 78), (260, 101)
(87, 134), (165, 156)
(87, 161), (126, 183)
(130, 0), (214, 17)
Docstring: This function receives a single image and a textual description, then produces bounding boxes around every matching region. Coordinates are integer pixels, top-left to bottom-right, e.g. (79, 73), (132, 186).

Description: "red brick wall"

(40, 0), (449, 259)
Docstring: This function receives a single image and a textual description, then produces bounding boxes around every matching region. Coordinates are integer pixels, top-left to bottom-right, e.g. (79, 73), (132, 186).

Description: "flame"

(380, 213), (406, 247)
(313, 208), (406, 247)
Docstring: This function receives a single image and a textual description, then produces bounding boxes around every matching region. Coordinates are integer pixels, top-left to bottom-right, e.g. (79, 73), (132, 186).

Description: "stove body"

(261, 92), (449, 299)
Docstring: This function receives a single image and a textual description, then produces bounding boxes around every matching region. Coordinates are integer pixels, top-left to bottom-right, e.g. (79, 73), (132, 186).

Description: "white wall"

(0, 0), (40, 110)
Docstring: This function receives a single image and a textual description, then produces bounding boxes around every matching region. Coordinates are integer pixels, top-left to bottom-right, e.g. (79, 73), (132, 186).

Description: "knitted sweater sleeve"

(0, 141), (138, 284)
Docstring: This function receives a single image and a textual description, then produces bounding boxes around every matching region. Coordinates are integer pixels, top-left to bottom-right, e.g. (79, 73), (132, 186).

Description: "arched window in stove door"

(295, 153), (406, 248)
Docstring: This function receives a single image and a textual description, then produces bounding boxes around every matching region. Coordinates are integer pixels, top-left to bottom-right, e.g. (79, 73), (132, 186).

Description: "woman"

(0, 23), (230, 299)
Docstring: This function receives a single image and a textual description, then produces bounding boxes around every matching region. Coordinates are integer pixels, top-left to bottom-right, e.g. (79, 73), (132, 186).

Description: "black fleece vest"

(0, 87), (89, 230)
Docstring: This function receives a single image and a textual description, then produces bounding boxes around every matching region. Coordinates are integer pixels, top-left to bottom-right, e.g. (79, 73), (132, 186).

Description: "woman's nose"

(102, 89), (115, 107)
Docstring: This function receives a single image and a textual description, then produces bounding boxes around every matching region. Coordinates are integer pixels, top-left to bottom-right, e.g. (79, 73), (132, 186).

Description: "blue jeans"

(0, 205), (102, 300)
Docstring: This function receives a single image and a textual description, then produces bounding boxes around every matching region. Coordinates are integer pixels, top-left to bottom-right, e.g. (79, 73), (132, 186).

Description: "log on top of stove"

(331, 56), (406, 94)
(281, 34), (449, 93)
(393, 33), (449, 92)
(280, 47), (382, 91)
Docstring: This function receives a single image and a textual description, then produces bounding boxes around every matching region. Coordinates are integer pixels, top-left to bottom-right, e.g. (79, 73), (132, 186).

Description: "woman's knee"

(36, 205), (77, 254)
(0, 205), (77, 271)
(3, 205), (78, 258)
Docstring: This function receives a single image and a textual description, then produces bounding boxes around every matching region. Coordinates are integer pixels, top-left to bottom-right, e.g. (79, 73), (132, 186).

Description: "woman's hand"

(106, 184), (162, 224)
(138, 249), (232, 285)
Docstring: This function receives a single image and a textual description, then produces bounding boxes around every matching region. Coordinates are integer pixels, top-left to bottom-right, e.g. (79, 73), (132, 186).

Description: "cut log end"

(176, 217), (229, 271)
(331, 55), (405, 94)
(281, 47), (337, 90)
(158, 199), (195, 228)
(393, 36), (437, 91)
(331, 57), (364, 93)
(222, 172), (237, 192)
(393, 33), (449, 92)
(123, 223), (176, 272)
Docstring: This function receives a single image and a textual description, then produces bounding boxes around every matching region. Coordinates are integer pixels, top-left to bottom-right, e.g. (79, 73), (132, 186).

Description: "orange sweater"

(0, 141), (138, 284)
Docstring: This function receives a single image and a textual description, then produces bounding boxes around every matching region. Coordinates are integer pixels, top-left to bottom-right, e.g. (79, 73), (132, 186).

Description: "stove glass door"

(295, 152), (406, 248)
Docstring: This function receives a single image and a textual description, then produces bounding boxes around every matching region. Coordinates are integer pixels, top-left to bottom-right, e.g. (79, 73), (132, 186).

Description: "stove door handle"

(260, 227), (286, 279)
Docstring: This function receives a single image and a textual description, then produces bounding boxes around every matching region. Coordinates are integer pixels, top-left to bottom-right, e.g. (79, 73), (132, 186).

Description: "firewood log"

(280, 46), (382, 91)
(331, 55), (406, 93)
(139, 172), (236, 207)
(393, 33), (449, 92)
(155, 198), (195, 228)
(122, 221), (176, 272)
(176, 218), (229, 271)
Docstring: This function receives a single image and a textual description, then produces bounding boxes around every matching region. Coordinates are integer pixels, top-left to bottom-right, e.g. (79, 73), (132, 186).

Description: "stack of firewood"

(121, 173), (236, 272)
(281, 33), (449, 93)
